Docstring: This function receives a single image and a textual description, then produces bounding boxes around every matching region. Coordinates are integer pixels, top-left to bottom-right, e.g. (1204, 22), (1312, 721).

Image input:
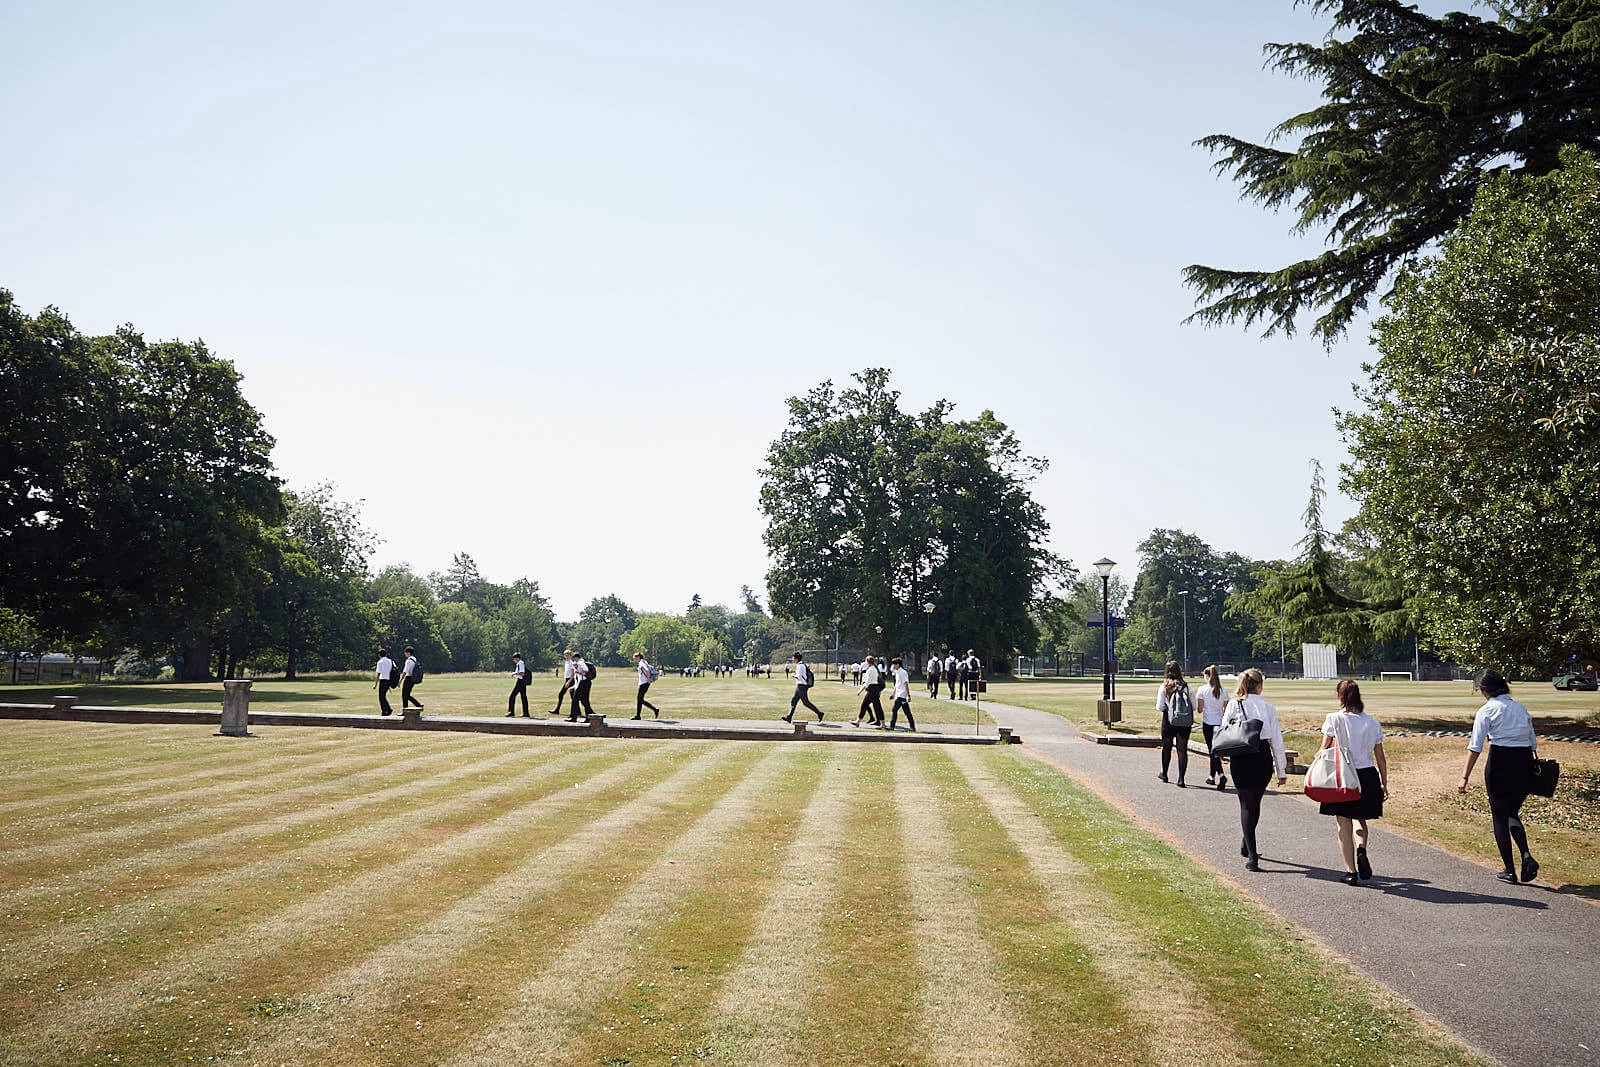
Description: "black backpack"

(1167, 683), (1193, 729)
(411, 663), (425, 687)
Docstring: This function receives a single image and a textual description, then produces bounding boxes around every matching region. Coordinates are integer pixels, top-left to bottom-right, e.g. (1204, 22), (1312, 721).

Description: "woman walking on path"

(1459, 669), (1542, 884)
(1227, 668), (1287, 872)
(853, 656), (886, 728)
(1318, 680), (1388, 886)
(631, 652), (660, 720)
(1197, 665), (1229, 789)
(1155, 661), (1194, 787)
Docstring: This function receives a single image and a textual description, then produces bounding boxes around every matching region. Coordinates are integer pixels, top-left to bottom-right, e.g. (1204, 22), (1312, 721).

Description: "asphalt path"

(969, 699), (1600, 1067)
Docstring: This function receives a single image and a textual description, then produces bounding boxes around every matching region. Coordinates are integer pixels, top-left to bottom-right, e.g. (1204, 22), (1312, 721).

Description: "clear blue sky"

(4, 1), (1402, 619)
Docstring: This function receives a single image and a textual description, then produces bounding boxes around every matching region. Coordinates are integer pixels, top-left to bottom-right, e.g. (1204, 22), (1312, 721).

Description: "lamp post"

(874, 625), (883, 660)
(1179, 589), (1190, 672)
(922, 602), (935, 669)
(1094, 558), (1121, 725)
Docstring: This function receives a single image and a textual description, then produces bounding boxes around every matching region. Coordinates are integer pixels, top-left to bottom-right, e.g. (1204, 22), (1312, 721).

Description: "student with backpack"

(400, 645), (424, 712)
(925, 653), (941, 698)
(568, 652), (595, 721)
(783, 652), (823, 722)
(632, 652), (661, 719)
(852, 656), (886, 728)
(506, 652), (530, 717)
(550, 649), (575, 716)
(1156, 661), (1194, 787)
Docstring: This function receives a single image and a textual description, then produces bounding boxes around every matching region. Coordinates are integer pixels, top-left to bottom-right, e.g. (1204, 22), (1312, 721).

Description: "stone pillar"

(219, 679), (253, 737)
(586, 713), (606, 733)
(792, 721), (808, 738)
(52, 695), (77, 713)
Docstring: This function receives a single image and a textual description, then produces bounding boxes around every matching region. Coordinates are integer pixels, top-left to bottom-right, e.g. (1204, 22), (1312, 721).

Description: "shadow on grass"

(1552, 883), (1600, 900)
(1386, 715), (1600, 739)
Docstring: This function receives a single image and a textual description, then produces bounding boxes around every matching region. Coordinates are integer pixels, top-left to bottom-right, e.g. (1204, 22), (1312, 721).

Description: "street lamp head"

(922, 602), (935, 614)
(1093, 558), (1116, 578)
(875, 626), (883, 634)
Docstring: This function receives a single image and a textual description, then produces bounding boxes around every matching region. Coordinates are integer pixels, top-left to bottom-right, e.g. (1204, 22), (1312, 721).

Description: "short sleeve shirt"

(1194, 686), (1228, 726)
(1322, 710), (1384, 769)
(893, 668), (910, 699)
(1467, 696), (1536, 752)
(637, 659), (652, 684)
(403, 656), (416, 678)
(376, 656), (394, 681)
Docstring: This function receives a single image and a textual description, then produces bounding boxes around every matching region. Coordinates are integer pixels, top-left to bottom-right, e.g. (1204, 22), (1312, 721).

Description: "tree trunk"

(180, 633), (213, 682)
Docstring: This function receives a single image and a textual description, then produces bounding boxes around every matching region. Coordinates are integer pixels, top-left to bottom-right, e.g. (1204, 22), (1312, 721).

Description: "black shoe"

(381, 710), (392, 716)
(815, 711), (824, 721)
(1340, 872), (1359, 886)
(1521, 856), (1539, 883)
(781, 715), (792, 723)
(521, 711), (531, 717)
(505, 710), (515, 717)
(1157, 773), (1169, 783)
(1496, 869), (1518, 883)
(1217, 774), (1227, 790)
(1205, 776), (1215, 786)
(1245, 860), (1261, 872)
(1357, 847), (1372, 880)
(631, 714), (642, 720)
(1176, 780), (1187, 788)
(568, 715), (580, 722)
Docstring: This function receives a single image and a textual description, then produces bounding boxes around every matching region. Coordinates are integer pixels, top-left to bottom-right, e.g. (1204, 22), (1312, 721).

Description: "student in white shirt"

(1155, 661), (1193, 786)
(888, 657), (916, 731)
(783, 652), (823, 722)
(374, 649), (396, 716)
(1458, 670), (1541, 883)
(943, 651), (958, 699)
(852, 656), (886, 728)
(632, 652), (661, 719)
(1316, 680), (1389, 885)
(506, 653), (530, 717)
(1226, 668), (1287, 871)
(926, 654), (942, 698)
(400, 645), (423, 712)
(1196, 665), (1230, 788)
(568, 653), (595, 721)
(551, 650), (575, 716)
(965, 650), (982, 699)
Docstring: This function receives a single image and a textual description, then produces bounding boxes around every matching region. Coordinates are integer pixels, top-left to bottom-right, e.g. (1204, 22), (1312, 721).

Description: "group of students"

(372, 647), (423, 715)
(923, 650), (982, 700)
(531, 649), (664, 721)
(1156, 663), (1544, 885)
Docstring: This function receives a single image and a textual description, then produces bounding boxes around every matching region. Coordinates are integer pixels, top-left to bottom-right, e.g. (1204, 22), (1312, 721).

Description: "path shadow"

(1373, 874), (1548, 909)
(1551, 883), (1600, 900)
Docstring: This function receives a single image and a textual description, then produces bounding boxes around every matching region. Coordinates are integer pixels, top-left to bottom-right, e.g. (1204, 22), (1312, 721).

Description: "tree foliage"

(1339, 147), (1600, 671)
(760, 371), (1063, 667)
(1187, 0), (1600, 342)
(1117, 530), (1260, 667)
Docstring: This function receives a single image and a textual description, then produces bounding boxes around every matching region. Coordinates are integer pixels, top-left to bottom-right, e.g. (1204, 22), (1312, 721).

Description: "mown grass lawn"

(0, 721), (1482, 1066)
(987, 676), (1600, 899)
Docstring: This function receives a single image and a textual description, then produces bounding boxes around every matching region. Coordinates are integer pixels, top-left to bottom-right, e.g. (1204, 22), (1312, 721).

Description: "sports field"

(0, 708), (1481, 1066)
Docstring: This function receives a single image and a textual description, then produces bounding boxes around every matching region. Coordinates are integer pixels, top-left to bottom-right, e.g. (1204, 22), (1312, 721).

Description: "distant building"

(3, 653), (102, 685)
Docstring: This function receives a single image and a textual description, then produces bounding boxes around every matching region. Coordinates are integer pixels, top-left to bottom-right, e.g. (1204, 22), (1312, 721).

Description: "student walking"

(1317, 680), (1388, 885)
(944, 651), (958, 699)
(568, 652), (595, 721)
(506, 653), (530, 717)
(1223, 668), (1287, 871)
(632, 652), (661, 719)
(956, 654), (971, 700)
(965, 650), (982, 698)
(783, 652), (823, 722)
(374, 648), (396, 716)
(853, 656), (886, 728)
(399, 646), (423, 712)
(1155, 661), (1194, 786)
(1459, 670), (1542, 884)
(888, 657), (916, 731)
(550, 650), (575, 716)
(1197, 665), (1229, 788)
(926, 653), (942, 698)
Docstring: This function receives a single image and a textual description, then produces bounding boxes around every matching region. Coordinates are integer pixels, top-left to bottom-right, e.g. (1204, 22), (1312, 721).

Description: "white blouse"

(1195, 685), (1229, 726)
(1232, 694), (1288, 778)
(1321, 710), (1384, 769)
(1468, 695), (1536, 752)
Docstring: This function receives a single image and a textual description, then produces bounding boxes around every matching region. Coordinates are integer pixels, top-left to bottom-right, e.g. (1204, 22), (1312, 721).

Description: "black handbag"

(1211, 699), (1263, 756)
(1529, 756), (1561, 798)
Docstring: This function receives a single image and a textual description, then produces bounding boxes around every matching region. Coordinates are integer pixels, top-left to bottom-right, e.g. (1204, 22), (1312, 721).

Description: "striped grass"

(0, 722), (1486, 1066)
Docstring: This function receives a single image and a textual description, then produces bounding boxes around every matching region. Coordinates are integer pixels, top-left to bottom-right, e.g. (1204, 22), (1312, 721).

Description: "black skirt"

(1485, 744), (1534, 802)
(1319, 765), (1384, 820)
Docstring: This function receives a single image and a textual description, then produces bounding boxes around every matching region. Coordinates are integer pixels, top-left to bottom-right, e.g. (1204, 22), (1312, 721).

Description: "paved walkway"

(978, 699), (1600, 1067)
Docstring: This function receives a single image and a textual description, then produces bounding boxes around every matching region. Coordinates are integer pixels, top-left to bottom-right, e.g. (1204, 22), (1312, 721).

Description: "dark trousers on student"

(890, 696), (915, 730)
(378, 679), (394, 716)
(790, 684), (821, 719)
(927, 673), (940, 698)
(571, 679), (595, 719)
(946, 673), (956, 698)
(859, 685), (885, 725)
(1202, 723), (1224, 779)
(958, 670), (970, 700)
(508, 678), (529, 715)
(401, 677), (422, 709)
(553, 679), (571, 713)
(636, 683), (659, 718)
(1160, 719), (1191, 781)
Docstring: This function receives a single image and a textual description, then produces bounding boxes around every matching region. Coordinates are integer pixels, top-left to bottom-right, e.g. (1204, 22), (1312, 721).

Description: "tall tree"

(1119, 530), (1259, 668)
(760, 371), (1063, 665)
(1339, 147), (1600, 671)
(571, 595), (637, 667)
(1186, 0), (1600, 342)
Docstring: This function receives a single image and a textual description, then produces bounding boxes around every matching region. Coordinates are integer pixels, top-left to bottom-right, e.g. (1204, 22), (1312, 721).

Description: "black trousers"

(377, 679), (394, 715)
(508, 678), (529, 714)
(946, 672), (956, 698)
(571, 679), (595, 718)
(1237, 787), (1266, 862)
(958, 670), (969, 699)
(790, 684), (821, 717)
(859, 684), (885, 724)
(401, 677), (422, 708)
(927, 672), (940, 697)
(554, 678), (570, 712)
(1161, 719), (1192, 779)
(1202, 723), (1223, 778)
(890, 696), (915, 729)
(636, 683), (659, 717)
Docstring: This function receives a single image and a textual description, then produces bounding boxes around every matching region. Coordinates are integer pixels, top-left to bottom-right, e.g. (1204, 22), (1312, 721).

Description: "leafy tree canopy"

(571, 595), (638, 666)
(1117, 530), (1260, 668)
(1187, 0), (1600, 342)
(1339, 146), (1600, 672)
(618, 615), (706, 668)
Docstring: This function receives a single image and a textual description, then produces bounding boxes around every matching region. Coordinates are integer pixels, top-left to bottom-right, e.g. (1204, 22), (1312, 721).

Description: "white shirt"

(1322, 710), (1384, 769)
(402, 655), (416, 679)
(966, 655), (981, 673)
(1195, 685), (1228, 726)
(927, 657), (941, 674)
(562, 658), (575, 681)
(1232, 693), (1288, 778)
(794, 661), (812, 686)
(572, 657), (590, 683)
(513, 659), (526, 681)
(862, 664), (880, 687)
(944, 655), (956, 673)
(1468, 695), (1536, 752)
(376, 656), (394, 682)
(1156, 682), (1191, 720)
(637, 658), (652, 684)
(893, 667), (910, 699)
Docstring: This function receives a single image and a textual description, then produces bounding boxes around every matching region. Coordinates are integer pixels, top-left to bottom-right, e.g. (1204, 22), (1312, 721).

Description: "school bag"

(1304, 714), (1362, 803)
(1211, 699), (1263, 756)
(411, 662), (424, 687)
(648, 665), (662, 682)
(1166, 683), (1194, 730)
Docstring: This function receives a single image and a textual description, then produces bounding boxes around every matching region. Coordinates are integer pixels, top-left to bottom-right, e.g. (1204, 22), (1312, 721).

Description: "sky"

(2, 0), (1404, 620)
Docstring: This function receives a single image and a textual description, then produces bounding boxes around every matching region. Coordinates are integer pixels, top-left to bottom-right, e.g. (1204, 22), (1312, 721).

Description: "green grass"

(0, 721), (1485, 1066)
(0, 671), (996, 727)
